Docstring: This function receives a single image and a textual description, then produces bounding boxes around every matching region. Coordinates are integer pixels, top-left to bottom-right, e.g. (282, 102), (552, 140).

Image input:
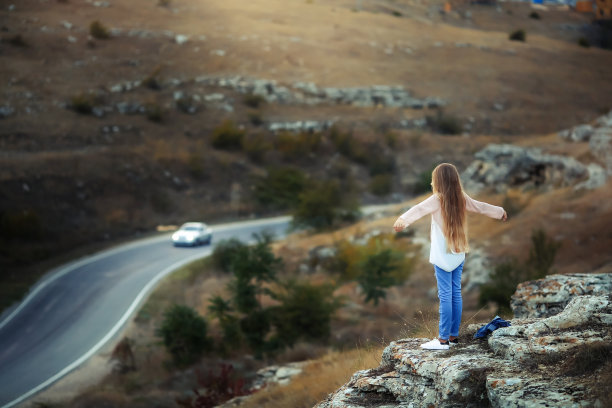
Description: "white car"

(171, 222), (213, 246)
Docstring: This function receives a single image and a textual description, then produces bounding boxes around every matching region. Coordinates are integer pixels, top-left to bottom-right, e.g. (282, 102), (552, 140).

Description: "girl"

(393, 163), (507, 350)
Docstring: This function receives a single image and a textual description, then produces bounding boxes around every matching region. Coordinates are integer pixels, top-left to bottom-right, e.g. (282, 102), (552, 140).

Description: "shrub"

(187, 153), (206, 180)
(6, 34), (28, 47)
(392, 10), (403, 17)
(211, 120), (245, 150)
(292, 179), (360, 230)
(329, 126), (368, 164)
(150, 189), (173, 213)
(369, 174), (393, 196)
(158, 0), (171, 7)
(70, 93), (96, 115)
(248, 111), (264, 126)
(479, 229), (560, 312)
(270, 280), (343, 347)
(578, 37), (590, 48)
(109, 337), (136, 373)
(275, 131), (322, 160)
(242, 133), (271, 163)
(243, 93), (266, 108)
(89, 20), (110, 39)
(357, 249), (401, 305)
(142, 67), (163, 90)
(176, 364), (251, 408)
(413, 166), (435, 194)
(176, 95), (197, 114)
(509, 29), (526, 42)
(528, 11), (541, 20)
(211, 238), (247, 272)
(426, 110), (462, 135)
(145, 102), (164, 123)
(156, 305), (212, 367)
(502, 194), (525, 217)
(252, 167), (308, 210)
(384, 131), (399, 148)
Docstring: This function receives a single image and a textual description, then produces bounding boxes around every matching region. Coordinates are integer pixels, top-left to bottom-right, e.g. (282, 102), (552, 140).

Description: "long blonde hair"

(431, 163), (469, 253)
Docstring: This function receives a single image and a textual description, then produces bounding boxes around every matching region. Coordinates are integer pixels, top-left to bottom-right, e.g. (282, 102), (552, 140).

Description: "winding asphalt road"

(0, 216), (291, 408)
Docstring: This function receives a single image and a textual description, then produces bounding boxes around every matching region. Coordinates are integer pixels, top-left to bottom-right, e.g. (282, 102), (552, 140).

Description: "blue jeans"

(434, 261), (464, 340)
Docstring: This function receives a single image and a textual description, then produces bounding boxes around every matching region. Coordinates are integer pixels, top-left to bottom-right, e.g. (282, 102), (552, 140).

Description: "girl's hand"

(501, 211), (508, 222)
(393, 218), (407, 232)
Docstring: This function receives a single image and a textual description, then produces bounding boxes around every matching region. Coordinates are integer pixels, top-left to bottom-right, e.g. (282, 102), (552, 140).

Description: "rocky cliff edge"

(316, 274), (612, 408)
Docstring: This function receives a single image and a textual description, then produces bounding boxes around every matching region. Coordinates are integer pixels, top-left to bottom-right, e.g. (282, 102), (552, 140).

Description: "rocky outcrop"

(511, 273), (612, 318)
(559, 110), (612, 176)
(316, 274), (612, 408)
(194, 76), (445, 108)
(461, 144), (602, 193)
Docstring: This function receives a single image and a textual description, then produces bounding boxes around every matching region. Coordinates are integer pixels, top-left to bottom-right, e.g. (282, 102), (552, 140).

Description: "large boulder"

(511, 273), (612, 318)
(462, 144), (589, 193)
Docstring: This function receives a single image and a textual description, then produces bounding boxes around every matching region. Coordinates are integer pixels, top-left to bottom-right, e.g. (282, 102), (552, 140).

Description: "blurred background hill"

(1, 0), (612, 406)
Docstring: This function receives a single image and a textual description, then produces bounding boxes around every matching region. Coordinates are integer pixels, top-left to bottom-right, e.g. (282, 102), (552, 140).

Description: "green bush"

(270, 280), (343, 347)
(242, 133), (271, 163)
(426, 110), (462, 135)
(528, 11), (541, 20)
(479, 229), (560, 312)
(357, 249), (401, 305)
(252, 167), (308, 210)
(89, 20), (110, 39)
(211, 120), (245, 150)
(329, 127), (368, 164)
(70, 93), (96, 115)
(292, 179), (360, 230)
(243, 94), (266, 108)
(369, 174), (393, 196)
(212, 238), (247, 272)
(509, 29), (526, 42)
(413, 165), (435, 194)
(275, 131), (322, 160)
(156, 305), (212, 367)
(578, 37), (590, 48)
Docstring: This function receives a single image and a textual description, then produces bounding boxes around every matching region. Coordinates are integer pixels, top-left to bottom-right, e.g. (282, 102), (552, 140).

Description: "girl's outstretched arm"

(464, 193), (506, 220)
(393, 195), (439, 231)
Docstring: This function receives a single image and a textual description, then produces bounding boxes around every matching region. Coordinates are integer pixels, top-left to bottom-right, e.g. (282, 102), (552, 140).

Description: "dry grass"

(239, 345), (385, 408)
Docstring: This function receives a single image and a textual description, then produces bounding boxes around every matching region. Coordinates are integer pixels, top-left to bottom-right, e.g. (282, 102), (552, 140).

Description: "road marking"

(0, 216), (291, 332)
(0, 250), (211, 408)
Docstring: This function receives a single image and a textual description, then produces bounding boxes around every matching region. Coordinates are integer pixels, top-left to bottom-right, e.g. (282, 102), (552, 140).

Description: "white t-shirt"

(398, 193), (505, 272)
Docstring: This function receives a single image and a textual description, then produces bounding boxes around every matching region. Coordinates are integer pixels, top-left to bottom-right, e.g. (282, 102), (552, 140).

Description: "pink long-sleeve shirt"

(398, 193), (505, 272)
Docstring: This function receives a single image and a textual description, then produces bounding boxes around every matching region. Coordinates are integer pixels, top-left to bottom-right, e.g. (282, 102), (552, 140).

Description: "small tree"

(252, 167), (308, 210)
(157, 305), (212, 367)
(292, 180), (360, 230)
(270, 280), (343, 347)
(212, 238), (247, 272)
(357, 249), (401, 305)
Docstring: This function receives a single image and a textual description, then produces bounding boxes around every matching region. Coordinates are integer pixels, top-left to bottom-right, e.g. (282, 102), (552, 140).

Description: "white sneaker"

(420, 338), (450, 350)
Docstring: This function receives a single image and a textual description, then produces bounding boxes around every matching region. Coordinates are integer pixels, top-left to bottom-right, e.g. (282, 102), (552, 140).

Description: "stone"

(560, 124), (594, 142)
(175, 34), (189, 45)
(574, 163), (607, 190)
(461, 144), (589, 193)
(589, 127), (612, 175)
(510, 273), (612, 318)
(0, 105), (15, 118)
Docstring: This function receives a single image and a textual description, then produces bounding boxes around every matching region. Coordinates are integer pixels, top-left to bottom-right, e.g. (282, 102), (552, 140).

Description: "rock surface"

(316, 274), (612, 408)
(461, 144), (594, 193)
(510, 273), (612, 318)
